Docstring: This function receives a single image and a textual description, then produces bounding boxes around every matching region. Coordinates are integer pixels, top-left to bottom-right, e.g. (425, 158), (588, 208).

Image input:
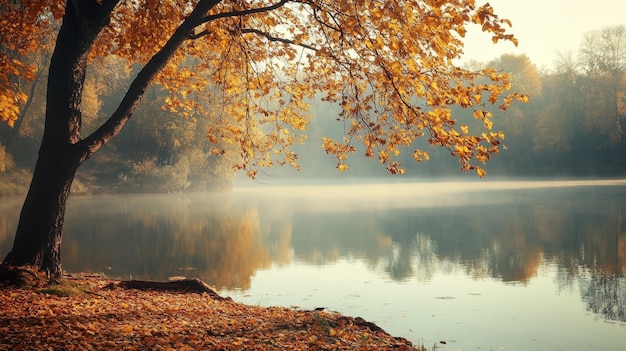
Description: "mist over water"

(1, 179), (626, 350)
(235, 178), (626, 211)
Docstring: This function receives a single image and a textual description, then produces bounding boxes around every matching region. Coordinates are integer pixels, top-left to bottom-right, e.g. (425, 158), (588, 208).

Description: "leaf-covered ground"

(0, 276), (419, 350)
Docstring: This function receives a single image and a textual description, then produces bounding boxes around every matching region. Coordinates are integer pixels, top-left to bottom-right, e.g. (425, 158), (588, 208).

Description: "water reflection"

(1, 181), (625, 322)
(0, 194), (270, 290)
(581, 272), (626, 322)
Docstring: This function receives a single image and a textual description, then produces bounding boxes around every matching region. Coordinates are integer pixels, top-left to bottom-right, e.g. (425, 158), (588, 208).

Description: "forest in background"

(1, 25), (625, 195)
(278, 25), (626, 180)
(0, 33), (240, 196)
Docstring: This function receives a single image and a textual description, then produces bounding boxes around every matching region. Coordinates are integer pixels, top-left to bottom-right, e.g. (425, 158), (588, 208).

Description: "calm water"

(1, 180), (626, 350)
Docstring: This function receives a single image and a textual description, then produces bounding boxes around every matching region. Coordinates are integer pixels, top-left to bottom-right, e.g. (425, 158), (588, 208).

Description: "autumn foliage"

(0, 276), (418, 350)
(0, 0), (525, 177)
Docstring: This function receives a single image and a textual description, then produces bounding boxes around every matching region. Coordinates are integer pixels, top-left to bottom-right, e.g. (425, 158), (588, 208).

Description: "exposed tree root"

(0, 264), (48, 288)
(106, 278), (229, 300)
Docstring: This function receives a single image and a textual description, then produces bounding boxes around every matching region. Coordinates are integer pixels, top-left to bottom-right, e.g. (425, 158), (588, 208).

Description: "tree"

(578, 26), (626, 155)
(1, 0), (524, 277)
(487, 54), (540, 171)
(113, 82), (239, 192)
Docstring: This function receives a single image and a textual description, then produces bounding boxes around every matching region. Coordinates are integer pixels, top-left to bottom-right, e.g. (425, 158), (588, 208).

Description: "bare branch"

(197, 0), (293, 25)
(188, 29), (210, 40)
(188, 1), (317, 50)
(240, 28), (317, 51)
(312, 5), (342, 33)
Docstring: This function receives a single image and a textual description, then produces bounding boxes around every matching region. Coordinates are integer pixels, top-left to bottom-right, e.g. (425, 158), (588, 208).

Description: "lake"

(1, 179), (626, 350)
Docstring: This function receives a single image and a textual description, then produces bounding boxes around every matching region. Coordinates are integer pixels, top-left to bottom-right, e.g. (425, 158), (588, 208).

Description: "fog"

(233, 179), (626, 213)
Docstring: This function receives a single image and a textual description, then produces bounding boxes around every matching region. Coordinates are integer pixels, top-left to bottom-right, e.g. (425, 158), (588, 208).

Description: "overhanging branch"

(77, 0), (221, 159)
(197, 0), (303, 25)
(188, 28), (316, 51)
(240, 28), (317, 51)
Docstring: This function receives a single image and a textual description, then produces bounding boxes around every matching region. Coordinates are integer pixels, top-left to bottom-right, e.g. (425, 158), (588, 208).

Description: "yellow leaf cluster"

(0, 0), (60, 126)
(0, 89), (29, 127)
(0, 0), (522, 177)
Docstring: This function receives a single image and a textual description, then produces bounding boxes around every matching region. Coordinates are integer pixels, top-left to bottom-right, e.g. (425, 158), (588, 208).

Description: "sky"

(460, 0), (626, 70)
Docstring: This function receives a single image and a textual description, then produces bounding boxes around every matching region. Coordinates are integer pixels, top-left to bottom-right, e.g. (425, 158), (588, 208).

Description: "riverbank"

(0, 274), (419, 350)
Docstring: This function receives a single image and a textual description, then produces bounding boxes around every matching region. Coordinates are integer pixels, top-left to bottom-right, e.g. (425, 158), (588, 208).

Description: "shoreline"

(1, 273), (420, 350)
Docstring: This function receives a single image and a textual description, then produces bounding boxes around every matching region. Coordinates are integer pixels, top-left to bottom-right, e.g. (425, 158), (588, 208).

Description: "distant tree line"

(415, 25), (626, 177)
(0, 38), (238, 196)
(484, 25), (626, 177)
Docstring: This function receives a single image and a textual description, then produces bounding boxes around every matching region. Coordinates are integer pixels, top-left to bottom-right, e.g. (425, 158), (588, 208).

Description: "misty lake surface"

(2, 179), (626, 350)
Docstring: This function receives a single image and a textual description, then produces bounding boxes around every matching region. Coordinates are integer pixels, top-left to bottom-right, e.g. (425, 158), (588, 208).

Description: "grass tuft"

(39, 280), (88, 297)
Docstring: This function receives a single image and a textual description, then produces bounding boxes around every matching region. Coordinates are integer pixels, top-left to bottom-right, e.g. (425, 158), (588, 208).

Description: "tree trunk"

(2, 0), (116, 277)
(2, 150), (80, 277)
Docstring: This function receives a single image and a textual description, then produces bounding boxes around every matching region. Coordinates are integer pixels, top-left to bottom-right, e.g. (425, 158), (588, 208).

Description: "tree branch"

(197, 0), (296, 25)
(240, 28), (317, 51)
(188, 29), (211, 40)
(77, 0), (221, 159)
(188, 1), (316, 50)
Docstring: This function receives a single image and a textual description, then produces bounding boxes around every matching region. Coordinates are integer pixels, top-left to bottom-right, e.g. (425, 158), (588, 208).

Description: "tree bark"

(2, 0), (118, 277)
(2, 151), (80, 277)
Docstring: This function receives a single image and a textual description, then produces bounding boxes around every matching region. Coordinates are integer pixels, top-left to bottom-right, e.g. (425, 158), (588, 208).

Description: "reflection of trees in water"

(385, 233), (438, 281)
(417, 203), (549, 283)
(580, 271), (626, 322)
(412, 188), (626, 285)
(386, 241), (414, 280)
(377, 186), (626, 322)
(370, 205), (546, 282)
(287, 209), (445, 281)
(4, 185), (626, 320)
(60, 194), (269, 290)
(282, 187), (626, 288)
(289, 212), (392, 268)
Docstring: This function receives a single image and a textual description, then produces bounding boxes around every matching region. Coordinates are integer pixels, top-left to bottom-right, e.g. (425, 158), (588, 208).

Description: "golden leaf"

(476, 167), (487, 177)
